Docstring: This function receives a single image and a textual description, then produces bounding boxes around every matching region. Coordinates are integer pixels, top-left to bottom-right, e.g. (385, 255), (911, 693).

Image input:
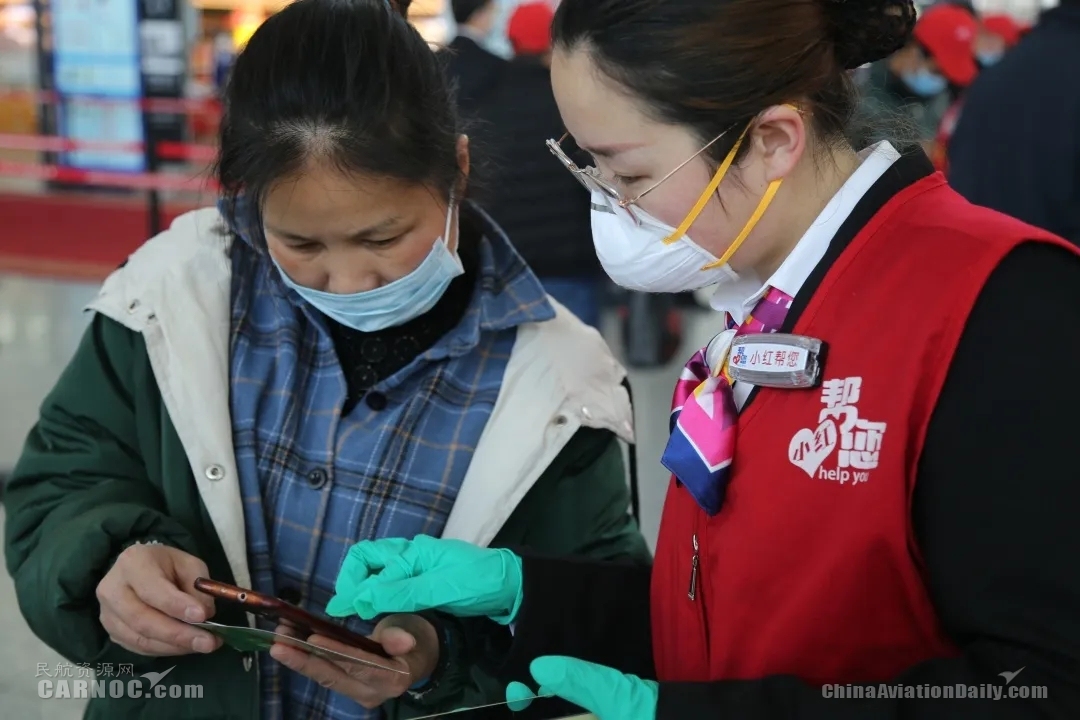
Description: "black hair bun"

(388, 0), (410, 18)
(822, 0), (917, 70)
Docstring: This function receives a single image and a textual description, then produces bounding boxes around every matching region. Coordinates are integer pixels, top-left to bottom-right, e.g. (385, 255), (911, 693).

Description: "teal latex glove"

(506, 656), (659, 720)
(325, 535), (524, 624)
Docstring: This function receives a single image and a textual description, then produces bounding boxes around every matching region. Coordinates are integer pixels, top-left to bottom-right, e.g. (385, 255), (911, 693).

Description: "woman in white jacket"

(1, 1), (649, 719)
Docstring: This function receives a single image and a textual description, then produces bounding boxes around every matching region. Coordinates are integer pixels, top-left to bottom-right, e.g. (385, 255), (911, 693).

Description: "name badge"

(727, 333), (826, 389)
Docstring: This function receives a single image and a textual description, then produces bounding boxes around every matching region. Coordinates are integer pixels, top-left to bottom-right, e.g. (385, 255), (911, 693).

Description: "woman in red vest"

(308, 0), (1080, 717)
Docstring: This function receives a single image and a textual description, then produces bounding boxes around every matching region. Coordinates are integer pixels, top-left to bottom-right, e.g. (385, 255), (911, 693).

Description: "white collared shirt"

(708, 141), (902, 408)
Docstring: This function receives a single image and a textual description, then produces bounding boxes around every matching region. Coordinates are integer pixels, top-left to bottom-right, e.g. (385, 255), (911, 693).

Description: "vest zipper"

(688, 533), (699, 601)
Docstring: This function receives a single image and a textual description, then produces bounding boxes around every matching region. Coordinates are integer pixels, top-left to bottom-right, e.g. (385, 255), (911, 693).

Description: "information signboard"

(51, 0), (145, 172)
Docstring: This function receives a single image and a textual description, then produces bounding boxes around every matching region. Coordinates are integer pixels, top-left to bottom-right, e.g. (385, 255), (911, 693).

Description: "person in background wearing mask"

(949, 1), (1080, 245)
(976, 13), (1025, 68)
(472, 1), (605, 329)
(858, 3), (977, 152)
(1, 1), (650, 719)
(441, 0), (505, 114)
(322, 0), (1080, 718)
(932, 11), (1026, 172)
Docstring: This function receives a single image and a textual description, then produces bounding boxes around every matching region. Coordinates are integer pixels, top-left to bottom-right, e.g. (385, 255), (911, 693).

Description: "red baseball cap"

(508, 1), (554, 56)
(913, 4), (979, 87)
(983, 14), (1025, 47)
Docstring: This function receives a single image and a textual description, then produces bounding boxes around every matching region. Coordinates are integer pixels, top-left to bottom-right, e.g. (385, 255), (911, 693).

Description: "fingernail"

(185, 606), (203, 622)
(192, 636), (215, 653)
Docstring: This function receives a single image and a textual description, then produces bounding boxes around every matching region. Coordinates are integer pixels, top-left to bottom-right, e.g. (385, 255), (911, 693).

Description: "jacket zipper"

(688, 533), (699, 601)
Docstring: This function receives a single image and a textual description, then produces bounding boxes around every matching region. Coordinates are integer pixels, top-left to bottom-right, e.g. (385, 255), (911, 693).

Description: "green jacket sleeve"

(388, 427), (651, 718)
(494, 426), (650, 562)
(2, 315), (200, 663)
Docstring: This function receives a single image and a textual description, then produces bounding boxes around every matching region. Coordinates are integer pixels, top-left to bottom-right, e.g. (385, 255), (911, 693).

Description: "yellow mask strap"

(703, 177), (783, 269)
(660, 103), (798, 256)
(661, 127), (749, 246)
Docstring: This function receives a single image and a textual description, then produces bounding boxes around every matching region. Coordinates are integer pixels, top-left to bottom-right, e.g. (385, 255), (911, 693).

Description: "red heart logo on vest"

(788, 419), (838, 478)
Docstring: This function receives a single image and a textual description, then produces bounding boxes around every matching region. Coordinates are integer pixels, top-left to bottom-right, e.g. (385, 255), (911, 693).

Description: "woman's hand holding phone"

(269, 613), (440, 708)
(96, 544), (223, 656)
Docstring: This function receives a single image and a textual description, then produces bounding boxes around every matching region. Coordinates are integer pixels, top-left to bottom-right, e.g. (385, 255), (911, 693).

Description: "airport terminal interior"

(0, 0), (1068, 717)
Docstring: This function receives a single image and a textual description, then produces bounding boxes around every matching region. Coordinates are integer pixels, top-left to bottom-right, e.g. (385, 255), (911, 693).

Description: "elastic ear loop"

(661, 128), (748, 246)
(701, 177), (783, 270)
(700, 103), (799, 268)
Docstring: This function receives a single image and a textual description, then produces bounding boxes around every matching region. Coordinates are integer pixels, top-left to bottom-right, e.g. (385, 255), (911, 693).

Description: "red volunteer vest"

(650, 172), (1073, 685)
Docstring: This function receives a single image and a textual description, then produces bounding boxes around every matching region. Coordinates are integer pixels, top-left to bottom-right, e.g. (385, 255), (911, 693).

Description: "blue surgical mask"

(977, 50), (1003, 67)
(901, 68), (948, 98)
(270, 202), (464, 332)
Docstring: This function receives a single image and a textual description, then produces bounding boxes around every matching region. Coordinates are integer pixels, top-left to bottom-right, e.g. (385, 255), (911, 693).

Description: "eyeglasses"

(545, 128), (730, 224)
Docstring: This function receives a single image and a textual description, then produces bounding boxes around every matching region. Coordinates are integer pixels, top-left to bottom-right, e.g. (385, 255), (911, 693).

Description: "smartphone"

(412, 700), (595, 720)
(193, 577), (391, 659)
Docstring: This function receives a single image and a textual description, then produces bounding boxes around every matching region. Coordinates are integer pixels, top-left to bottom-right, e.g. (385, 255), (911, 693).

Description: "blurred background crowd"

(4, 0), (1068, 353)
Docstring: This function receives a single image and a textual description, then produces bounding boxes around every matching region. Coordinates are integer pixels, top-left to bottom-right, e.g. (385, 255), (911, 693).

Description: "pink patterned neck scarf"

(661, 287), (794, 515)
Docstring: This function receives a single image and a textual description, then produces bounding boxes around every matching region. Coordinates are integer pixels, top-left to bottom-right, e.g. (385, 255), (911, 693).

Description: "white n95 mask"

(587, 119), (785, 295)
(589, 190), (737, 294)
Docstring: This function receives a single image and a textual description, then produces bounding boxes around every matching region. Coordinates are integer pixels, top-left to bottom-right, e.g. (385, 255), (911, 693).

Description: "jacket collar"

(462, 200), (556, 332)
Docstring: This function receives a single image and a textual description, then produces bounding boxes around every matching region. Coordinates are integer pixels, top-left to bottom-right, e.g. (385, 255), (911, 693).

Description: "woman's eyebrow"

(265, 215), (402, 243)
(345, 216), (403, 240)
(579, 142), (645, 159)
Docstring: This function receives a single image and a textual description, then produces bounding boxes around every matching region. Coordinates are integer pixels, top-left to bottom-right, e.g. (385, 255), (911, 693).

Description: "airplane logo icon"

(140, 666), (176, 689)
(999, 667), (1025, 685)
